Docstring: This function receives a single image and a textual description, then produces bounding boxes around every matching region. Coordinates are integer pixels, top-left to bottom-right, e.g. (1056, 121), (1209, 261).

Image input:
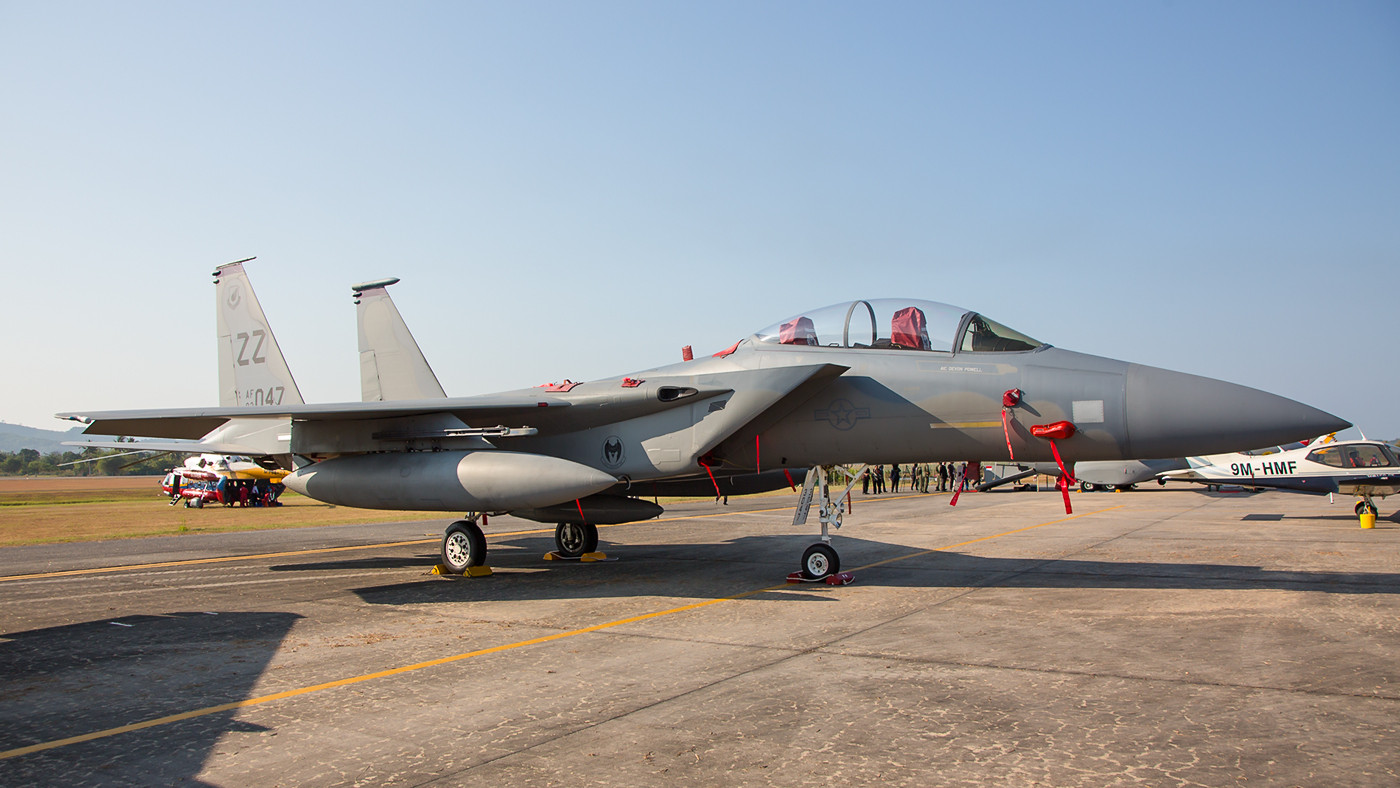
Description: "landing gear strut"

(792, 465), (865, 580)
(440, 517), (487, 574)
(554, 521), (598, 558)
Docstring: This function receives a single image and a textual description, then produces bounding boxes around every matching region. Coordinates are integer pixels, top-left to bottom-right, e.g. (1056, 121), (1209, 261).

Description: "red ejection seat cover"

(779, 316), (818, 345)
(890, 306), (931, 350)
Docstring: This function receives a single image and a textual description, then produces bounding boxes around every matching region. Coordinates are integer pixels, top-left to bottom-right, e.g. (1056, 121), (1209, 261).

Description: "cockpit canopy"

(754, 299), (1043, 353)
(1306, 443), (1399, 468)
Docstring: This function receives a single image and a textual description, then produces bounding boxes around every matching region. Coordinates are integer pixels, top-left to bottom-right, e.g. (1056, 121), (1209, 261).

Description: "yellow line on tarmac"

(0, 594), (751, 761)
(0, 503), (1120, 761)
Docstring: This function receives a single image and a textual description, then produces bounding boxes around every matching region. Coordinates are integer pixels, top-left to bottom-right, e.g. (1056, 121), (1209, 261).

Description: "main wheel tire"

(801, 543), (840, 580)
(441, 521), (487, 573)
(554, 521), (598, 558)
(1356, 501), (1367, 515)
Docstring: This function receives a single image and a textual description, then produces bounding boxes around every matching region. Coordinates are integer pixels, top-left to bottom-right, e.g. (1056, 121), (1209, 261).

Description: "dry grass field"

(0, 476), (450, 546)
(0, 476), (757, 547)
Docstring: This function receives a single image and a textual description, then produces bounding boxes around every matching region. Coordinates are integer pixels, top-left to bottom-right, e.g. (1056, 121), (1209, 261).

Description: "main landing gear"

(1080, 482), (1135, 493)
(438, 514), (603, 574)
(791, 465), (865, 582)
(1355, 499), (1379, 517)
(440, 517), (487, 574)
(553, 521), (599, 558)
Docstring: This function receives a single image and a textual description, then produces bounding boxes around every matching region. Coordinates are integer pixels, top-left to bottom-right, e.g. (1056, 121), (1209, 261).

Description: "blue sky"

(3, 2), (1398, 439)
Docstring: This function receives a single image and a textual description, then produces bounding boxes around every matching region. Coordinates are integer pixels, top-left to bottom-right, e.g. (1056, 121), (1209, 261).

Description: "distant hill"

(0, 422), (86, 453)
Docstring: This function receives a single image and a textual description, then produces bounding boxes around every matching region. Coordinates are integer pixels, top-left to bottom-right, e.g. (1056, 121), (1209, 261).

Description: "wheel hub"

(445, 533), (469, 565)
(559, 524), (583, 553)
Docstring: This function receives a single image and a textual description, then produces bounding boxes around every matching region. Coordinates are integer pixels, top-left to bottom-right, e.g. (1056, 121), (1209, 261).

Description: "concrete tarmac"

(1, 487), (1397, 786)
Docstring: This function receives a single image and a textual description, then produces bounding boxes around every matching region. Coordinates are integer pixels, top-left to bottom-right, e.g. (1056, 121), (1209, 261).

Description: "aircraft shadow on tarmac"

(0, 611), (301, 785)
(1246, 511), (1400, 524)
(269, 555), (436, 572)
(330, 532), (1400, 607)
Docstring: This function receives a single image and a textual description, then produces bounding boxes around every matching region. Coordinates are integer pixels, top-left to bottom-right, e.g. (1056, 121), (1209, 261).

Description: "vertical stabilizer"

(353, 278), (447, 401)
(214, 259), (305, 408)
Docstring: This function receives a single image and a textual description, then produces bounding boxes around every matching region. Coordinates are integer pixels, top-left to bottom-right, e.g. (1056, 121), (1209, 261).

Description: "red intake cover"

(1030, 421), (1076, 440)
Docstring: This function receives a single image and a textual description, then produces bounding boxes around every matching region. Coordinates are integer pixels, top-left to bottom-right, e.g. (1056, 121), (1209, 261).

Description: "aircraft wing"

(1223, 476), (1340, 495)
(61, 438), (269, 455)
(59, 363), (850, 463)
(1162, 470), (1340, 495)
(58, 394), (583, 442)
(1250, 472), (1400, 496)
(58, 385), (705, 446)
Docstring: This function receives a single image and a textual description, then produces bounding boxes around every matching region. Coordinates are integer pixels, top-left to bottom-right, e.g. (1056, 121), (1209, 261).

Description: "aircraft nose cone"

(1125, 364), (1350, 457)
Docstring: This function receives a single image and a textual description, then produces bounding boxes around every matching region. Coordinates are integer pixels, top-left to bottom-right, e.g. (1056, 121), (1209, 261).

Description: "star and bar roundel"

(815, 399), (870, 431)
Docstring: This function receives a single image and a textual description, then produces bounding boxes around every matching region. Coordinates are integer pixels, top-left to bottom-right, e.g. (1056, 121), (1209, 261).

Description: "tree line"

(0, 446), (180, 477)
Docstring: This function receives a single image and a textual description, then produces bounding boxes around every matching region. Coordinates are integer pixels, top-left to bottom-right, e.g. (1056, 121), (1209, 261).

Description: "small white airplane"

(1162, 435), (1400, 515)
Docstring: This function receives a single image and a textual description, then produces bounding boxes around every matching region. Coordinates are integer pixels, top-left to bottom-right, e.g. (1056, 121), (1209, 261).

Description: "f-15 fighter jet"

(61, 284), (1348, 579)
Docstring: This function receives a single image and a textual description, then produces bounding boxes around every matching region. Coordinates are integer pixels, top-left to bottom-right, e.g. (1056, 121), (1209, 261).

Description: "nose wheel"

(801, 543), (840, 580)
(791, 465), (865, 581)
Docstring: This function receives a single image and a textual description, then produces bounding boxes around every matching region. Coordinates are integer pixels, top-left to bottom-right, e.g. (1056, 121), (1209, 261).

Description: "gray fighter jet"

(60, 290), (1349, 579)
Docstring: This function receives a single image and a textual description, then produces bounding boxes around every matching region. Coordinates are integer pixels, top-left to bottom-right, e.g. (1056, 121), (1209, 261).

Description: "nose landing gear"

(789, 465), (863, 584)
(801, 543), (839, 579)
